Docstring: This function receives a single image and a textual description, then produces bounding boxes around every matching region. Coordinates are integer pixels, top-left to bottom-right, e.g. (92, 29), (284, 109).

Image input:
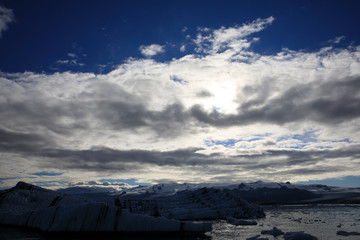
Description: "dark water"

(0, 227), (209, 240)
(1, 205), (359, 240)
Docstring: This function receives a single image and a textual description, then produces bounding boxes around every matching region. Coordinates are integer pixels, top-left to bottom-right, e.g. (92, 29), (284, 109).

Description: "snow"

(57, 181), (135, 194)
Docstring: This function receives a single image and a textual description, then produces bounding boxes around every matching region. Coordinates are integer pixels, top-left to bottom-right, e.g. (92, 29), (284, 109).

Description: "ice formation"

(337, 230), (360, 236)
(226, 216), (257, 226)
(261, 227), (285, 236)
(283, 231), (318, 240)
(0, 182), (211, 234)
(246, 235), (269, 240)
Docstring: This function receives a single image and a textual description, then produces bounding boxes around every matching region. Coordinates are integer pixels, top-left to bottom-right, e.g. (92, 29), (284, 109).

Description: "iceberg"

(140, 187), (265, 220)
(226, 216), (257, 226)
(0, 182), (211, 234)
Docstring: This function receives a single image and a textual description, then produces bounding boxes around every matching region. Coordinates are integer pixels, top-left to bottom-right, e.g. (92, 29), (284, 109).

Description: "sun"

(203, 83), (238, 114)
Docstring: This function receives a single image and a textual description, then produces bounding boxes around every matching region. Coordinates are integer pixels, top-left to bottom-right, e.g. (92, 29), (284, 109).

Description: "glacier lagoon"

(1, 204), (359, 240)
(210, 204), (360, 240)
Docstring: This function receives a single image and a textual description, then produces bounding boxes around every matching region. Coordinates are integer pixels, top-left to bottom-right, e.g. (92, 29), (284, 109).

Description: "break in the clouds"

(139, 44), (165, 57)
(0, 5), (14, 38)
(0, 15), (360, 188)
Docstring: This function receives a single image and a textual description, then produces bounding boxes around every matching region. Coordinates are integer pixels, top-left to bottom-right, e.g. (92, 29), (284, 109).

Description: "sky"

(0, 0), (360, 189)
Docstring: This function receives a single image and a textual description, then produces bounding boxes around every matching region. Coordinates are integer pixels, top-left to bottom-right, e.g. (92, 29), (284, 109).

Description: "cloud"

(67, 53), (77, 58)
(189, 75), (360, 126)
(180, 44), (186, 52)
(56, 59), (85, 66)
(139, 44), (165, 57)
(0, 5), (14, 38)
(194, 16), (274, 54)
(328, 36), (345, 44)
(0, 128), (55, 154)
(1, 17), (360, 188)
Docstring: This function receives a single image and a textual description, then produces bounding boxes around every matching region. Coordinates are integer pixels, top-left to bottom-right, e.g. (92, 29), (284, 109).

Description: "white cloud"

(67, 53), (77, 58)
(139, 44), (165, 57)
(180, 44), (186, 52)
(194, 16), (274, 54)
(56, 59), (85, 66)
(1, 17), (360, 188)
(0, 5), (14, 38)
(56, 59), (70, 64)
(328, 36), (345, 44)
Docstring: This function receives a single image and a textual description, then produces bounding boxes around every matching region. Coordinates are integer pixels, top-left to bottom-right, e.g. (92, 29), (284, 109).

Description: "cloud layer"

(1, 17), (360, 188)
(0, 5), (14, 38)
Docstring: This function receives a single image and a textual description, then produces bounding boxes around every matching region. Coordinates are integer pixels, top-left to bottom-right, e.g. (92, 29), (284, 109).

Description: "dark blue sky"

(1, 0), (359, 73)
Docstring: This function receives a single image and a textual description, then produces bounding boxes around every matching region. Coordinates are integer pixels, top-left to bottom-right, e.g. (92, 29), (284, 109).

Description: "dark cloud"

(96, 101), (192, 137)
(43, 147), (207, 171)
(196, 90), (214, 98)
(190, 76), (360, 126)
(0, 96), (89, 135)
(0, 128), (54, 154)
(277, 166), (344, 176)
(27, 144), (359, 178)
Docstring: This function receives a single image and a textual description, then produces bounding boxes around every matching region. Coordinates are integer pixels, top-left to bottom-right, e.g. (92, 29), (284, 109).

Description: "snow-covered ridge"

(57, 180), (360, 205)
(57, 180), (135, 194)
(56, 180), (359, 197)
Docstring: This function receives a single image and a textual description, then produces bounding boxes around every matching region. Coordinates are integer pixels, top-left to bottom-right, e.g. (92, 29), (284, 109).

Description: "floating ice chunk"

(226, 216), (257, 226)
(283, 231), (318, 240)
(337, 230), (360, 236)
(246, 235), (269, 240)
(261, 227), (284, 236)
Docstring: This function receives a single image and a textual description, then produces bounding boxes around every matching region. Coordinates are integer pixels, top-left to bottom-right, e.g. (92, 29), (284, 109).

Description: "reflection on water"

(0, 227), (210, 240)
(1, 205), (359, 240)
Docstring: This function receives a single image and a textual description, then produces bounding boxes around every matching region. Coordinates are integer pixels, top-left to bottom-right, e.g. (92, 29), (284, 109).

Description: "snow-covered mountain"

(235, 181), (360, 204)
(57, 180), (360, 204)
(57, 181), (134, 194)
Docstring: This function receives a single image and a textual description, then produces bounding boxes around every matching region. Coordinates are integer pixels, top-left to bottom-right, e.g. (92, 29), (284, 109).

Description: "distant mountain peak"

(13, 181), (48, 192)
